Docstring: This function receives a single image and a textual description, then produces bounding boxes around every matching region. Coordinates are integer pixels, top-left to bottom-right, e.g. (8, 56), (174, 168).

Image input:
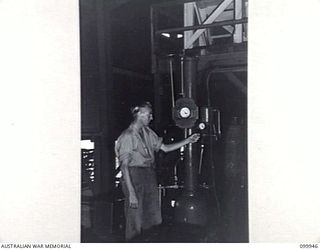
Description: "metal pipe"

(205, 71), (214, 107)
(169, 59), (175, 108)
(198, 144), (204, 175)
(183, 57), (198, 192)
(173, 157), (181, 186)
(215, 109), (221, 136)
(156, 18), (248, 35)
(211, 66), (247, 73)
(180, 57), (184, 97)
(185, 128), (195, 191)
(209, 126), (221, 216)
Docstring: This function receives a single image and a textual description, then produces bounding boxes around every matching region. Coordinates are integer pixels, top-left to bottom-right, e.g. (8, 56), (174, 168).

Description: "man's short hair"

(131, 101), (152, 119)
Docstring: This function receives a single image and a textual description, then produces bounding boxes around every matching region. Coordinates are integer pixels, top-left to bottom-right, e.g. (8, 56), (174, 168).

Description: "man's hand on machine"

(186, 133), (200, 144)
(129, 193), (138, 209)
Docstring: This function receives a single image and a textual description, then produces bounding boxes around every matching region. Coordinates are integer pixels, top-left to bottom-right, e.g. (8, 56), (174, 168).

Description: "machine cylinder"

(182, 56), (198, 192)
(183, 57), (198, 99)
(184, 128), (198, 192)
(174, 56), (208, 226)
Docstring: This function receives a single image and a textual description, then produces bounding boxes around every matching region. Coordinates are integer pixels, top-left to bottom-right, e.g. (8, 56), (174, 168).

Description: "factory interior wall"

(0, 0), (320, 243)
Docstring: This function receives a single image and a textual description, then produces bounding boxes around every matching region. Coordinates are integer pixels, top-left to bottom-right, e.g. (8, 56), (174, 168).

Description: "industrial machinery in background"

(157, 55), (222, 227)
(105, 0), (247, 241)
(80, 0), (247, 242)
(151, 0), (248, 241)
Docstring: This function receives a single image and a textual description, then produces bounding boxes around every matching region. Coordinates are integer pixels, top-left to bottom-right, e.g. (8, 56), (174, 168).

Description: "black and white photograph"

(1, 0), (320, 246)
(80, 0), (248, 243)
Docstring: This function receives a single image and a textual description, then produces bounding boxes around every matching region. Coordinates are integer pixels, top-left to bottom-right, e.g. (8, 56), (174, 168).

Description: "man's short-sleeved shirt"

(115, 124), (163, 168)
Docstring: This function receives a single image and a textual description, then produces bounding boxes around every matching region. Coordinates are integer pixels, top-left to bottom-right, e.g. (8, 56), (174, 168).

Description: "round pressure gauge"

(179, 107), (191, 118)
(199, 122), (206, 130)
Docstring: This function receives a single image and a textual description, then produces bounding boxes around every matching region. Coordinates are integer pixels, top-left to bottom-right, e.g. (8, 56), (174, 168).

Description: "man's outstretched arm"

(160, 133), (200, 153)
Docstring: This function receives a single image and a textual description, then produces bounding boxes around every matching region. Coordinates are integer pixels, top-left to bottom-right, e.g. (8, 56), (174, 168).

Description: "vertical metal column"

(174, 57), (208, 226)
(183, 57), (198, 193)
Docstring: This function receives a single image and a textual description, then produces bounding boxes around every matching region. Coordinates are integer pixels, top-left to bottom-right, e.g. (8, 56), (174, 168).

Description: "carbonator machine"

(150, 0), (248, 234)
(160, 55), (222, 226)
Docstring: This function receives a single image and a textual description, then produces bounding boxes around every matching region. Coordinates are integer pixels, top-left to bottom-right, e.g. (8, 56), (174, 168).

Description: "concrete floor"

(81, 204), (247, 243)
(81, 180), (248, 243)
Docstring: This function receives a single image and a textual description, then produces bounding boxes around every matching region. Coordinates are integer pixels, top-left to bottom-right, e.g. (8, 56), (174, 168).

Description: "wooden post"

(184, 2), (195, 49)
(185, 0), (233, 49)
(233, 0), (243, 43)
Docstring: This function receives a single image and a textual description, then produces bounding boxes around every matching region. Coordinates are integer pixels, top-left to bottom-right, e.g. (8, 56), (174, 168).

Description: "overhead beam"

(156, 18), (247, 34)
(185, 0), (233, 49)
(211, 34), (232, 39)
(193, 2), (209, 49)
(215, 9), (234, 34)
(157, 49), (247, 73)
(222, 25), (234, 33)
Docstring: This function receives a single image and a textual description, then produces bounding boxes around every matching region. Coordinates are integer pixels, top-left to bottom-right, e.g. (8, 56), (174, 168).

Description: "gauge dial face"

(199, 122), (206, 130)
(180, 107), (191, 118)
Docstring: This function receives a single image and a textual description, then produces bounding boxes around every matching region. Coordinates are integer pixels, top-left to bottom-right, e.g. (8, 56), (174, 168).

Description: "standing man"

(115, 102), (200, 241)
